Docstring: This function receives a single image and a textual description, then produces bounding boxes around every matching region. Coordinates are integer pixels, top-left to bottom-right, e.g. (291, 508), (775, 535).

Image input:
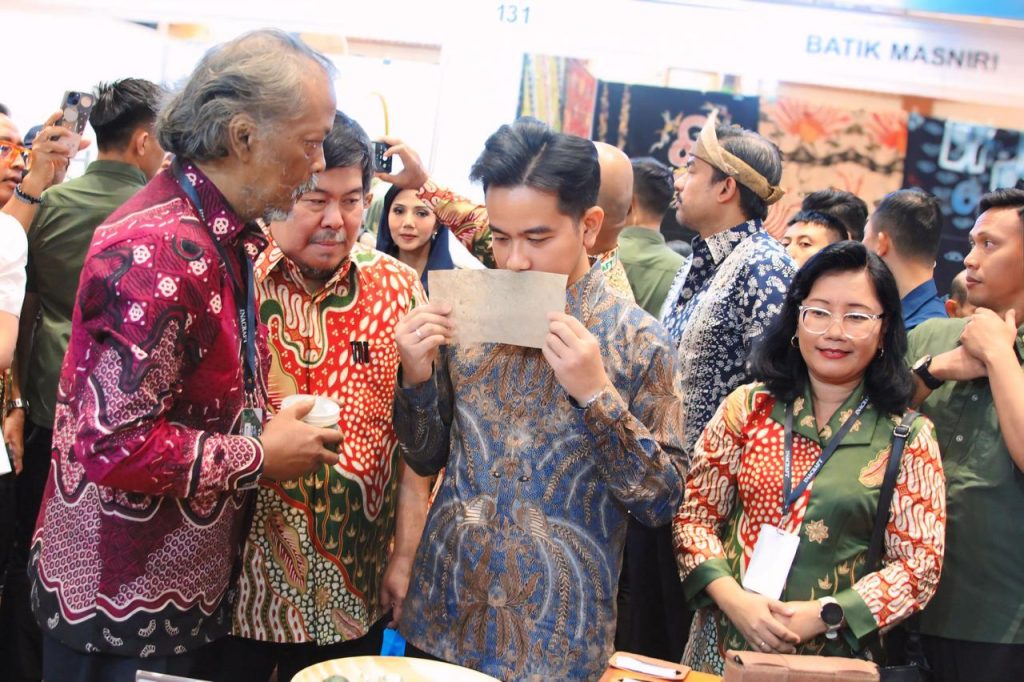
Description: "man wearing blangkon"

(393, 118), (687, 681)
(655, 112), (794, 659)
(29, 30), (342, 681)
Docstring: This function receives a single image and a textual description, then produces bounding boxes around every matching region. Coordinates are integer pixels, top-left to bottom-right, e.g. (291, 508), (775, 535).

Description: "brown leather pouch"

(722, 650), (879, 682)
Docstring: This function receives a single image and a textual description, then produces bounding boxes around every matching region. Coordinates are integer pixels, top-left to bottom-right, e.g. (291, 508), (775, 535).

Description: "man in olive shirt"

(619, 157), (687, 316)
(0, 78), (164, 682)
(907, 187), (1024, 682)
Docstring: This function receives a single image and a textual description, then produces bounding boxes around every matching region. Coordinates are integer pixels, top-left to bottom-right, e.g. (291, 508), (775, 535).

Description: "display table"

(291, 655), (500, 682)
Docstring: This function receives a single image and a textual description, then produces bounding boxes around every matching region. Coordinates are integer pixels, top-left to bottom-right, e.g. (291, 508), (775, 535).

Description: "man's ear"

(875, 231), (891, 258)
(226, 114), (258, 162)
(132, 127), (150, 158)
(581, 205), (604, 250)
(363, 191), (373, 209)
(944, 298), (959, 318)
(717, 175), (739, 205)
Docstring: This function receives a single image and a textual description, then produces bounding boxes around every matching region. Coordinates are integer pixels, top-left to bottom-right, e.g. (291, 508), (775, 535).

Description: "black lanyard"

(171, 160), (259, 401)
(782, 396), (870, 516)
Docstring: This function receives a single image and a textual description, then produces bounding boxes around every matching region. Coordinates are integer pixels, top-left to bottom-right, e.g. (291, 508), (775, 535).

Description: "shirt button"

(955, 435), (965, 443)
(971, 394), (979, 402)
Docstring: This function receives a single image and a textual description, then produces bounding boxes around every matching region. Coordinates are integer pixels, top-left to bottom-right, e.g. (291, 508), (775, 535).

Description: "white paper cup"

(281, 394), (341, 430)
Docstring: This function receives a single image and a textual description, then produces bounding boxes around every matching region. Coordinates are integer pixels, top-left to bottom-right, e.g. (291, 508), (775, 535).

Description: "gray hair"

(157, 29), (335, 162)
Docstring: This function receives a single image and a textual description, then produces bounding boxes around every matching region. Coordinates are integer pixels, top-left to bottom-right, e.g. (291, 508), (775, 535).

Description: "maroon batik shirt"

(29, 163), (270, 658)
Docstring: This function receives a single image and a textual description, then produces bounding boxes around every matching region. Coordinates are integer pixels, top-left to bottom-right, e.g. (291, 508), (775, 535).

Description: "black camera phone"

(373, 141), (392, 173)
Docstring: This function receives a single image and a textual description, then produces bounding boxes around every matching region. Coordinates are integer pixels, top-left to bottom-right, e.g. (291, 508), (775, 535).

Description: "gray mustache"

(309, 230), (346, 245)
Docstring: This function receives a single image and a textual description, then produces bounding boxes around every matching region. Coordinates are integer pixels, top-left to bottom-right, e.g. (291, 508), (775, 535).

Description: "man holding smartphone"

(1, 79), (166, 682)
(28, 30), (342, 682)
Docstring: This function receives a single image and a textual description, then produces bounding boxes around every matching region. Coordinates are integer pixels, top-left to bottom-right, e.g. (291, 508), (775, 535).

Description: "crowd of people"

(0, 28), (1021, 682)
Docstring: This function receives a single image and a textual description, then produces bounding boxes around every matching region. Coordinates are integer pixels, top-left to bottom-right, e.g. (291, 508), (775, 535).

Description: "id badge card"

(239, 407), (263, 438)
(741, 524), (800, 600)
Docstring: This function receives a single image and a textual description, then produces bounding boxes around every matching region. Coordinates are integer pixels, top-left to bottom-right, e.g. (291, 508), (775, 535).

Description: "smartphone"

(373, 141), (392, 173)
(57, 90), (95, 136)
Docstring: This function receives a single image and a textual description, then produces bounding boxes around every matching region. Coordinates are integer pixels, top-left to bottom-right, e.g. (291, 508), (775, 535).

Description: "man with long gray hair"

(28, 29), (340, 681)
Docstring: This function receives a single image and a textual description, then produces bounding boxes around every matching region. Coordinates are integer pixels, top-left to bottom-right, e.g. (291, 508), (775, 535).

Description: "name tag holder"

(741, 397), (870, 599)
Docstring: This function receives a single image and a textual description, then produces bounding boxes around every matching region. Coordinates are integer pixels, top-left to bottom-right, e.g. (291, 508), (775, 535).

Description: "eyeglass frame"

(797, 305), (884, 340)
(0, 141), (30, 165)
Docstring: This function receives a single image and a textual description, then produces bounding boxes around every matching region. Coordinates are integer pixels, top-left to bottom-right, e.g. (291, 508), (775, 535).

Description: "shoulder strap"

(865, 411), (919, 574)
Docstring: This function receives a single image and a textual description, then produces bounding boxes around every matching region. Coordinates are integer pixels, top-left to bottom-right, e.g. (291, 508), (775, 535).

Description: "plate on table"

(292, 655), (501, 682)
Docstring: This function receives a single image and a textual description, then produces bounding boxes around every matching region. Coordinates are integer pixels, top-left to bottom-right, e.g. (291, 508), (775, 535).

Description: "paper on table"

(428, 269), (568, 349)
(613, 655), (684, 679)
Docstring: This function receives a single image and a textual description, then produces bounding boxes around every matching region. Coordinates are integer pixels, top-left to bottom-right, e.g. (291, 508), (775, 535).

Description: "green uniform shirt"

(25, 160), (147, 428)
(909, 317), (1024, 644)
(618, 226), (686, 317)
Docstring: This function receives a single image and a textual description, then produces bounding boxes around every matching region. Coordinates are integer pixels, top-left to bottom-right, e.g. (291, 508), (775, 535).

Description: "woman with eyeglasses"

(673, 241), (946, 674)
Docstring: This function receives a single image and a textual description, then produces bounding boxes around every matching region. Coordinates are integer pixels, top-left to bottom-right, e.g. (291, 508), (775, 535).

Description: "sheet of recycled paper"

(428, 269), (568, 349)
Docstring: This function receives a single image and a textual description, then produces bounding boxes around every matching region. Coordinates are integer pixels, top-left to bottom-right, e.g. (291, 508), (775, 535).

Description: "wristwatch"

(912, 354), (944, 390)
(819, 597), (845, 640)
(5, 397), (28, 413)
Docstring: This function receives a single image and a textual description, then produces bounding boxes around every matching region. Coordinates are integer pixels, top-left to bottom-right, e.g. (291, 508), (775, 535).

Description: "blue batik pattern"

(394, 262), (687, 681)
(659, 220), (795, 451)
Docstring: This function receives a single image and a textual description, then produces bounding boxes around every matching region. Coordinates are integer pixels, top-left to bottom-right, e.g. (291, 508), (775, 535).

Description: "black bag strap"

(865, 411), (919, 574)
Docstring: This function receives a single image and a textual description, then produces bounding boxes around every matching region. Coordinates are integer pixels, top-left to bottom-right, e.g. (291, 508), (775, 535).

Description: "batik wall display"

(758, 97), (908, 239)
(592, 82), (759, 162)
(904, 114), (1023, 296)
(517, 54), (564, 129)
(561, 58), (598, 138)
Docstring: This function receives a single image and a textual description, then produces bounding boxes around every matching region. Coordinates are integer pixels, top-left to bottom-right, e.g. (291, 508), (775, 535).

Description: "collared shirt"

(597, 246), (636, 301)
(911, 317), (1024, 644)
(618, 225), (686, 317)
(393, 262), (687, 681)
(0, 212), (27, 317)
(30, 163), (269, 657)
(660, 220), (795, 450)
(25, 159), (149, 428)
(232, 239), (424, 645)
(674, 382), (945, 673)
(901, 279), (947, 331)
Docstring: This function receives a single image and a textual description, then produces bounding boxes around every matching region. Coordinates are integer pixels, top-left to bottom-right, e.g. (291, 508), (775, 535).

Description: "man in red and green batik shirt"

(222, 111), (432, 682)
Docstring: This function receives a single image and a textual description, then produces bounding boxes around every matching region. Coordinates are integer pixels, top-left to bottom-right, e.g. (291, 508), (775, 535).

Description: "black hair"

(90, 78), (165, 152)
(786, 210), (848, 244)
(749, 240), (914, 417)
(631, 156), (674, 218)
(801, 189), (868, 241)
(978, 186), (1024, 228)
(469, 117), (599, 221)
(323, 110), (372, 193)
(0, 103), (9, 117)
(870, 188), (943, 264)
(708, 125), (782, 222)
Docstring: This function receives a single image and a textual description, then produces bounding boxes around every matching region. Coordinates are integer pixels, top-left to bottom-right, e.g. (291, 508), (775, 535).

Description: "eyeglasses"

(0, 141), (30, 165)
(798, 305), (883, 340)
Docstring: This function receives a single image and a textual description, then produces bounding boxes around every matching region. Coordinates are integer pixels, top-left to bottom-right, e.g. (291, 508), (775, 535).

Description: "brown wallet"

(722, 650), (879, 681)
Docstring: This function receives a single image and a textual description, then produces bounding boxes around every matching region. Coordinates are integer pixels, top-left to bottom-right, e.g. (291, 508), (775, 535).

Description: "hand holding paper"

(396, 302), (454, 387)
(427, 269), (567, 348)
(543, 312), (611, 405)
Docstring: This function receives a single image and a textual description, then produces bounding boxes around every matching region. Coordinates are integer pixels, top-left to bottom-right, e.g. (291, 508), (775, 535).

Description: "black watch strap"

(913, 354), (944, 390)
(6, 397), (28, 412)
